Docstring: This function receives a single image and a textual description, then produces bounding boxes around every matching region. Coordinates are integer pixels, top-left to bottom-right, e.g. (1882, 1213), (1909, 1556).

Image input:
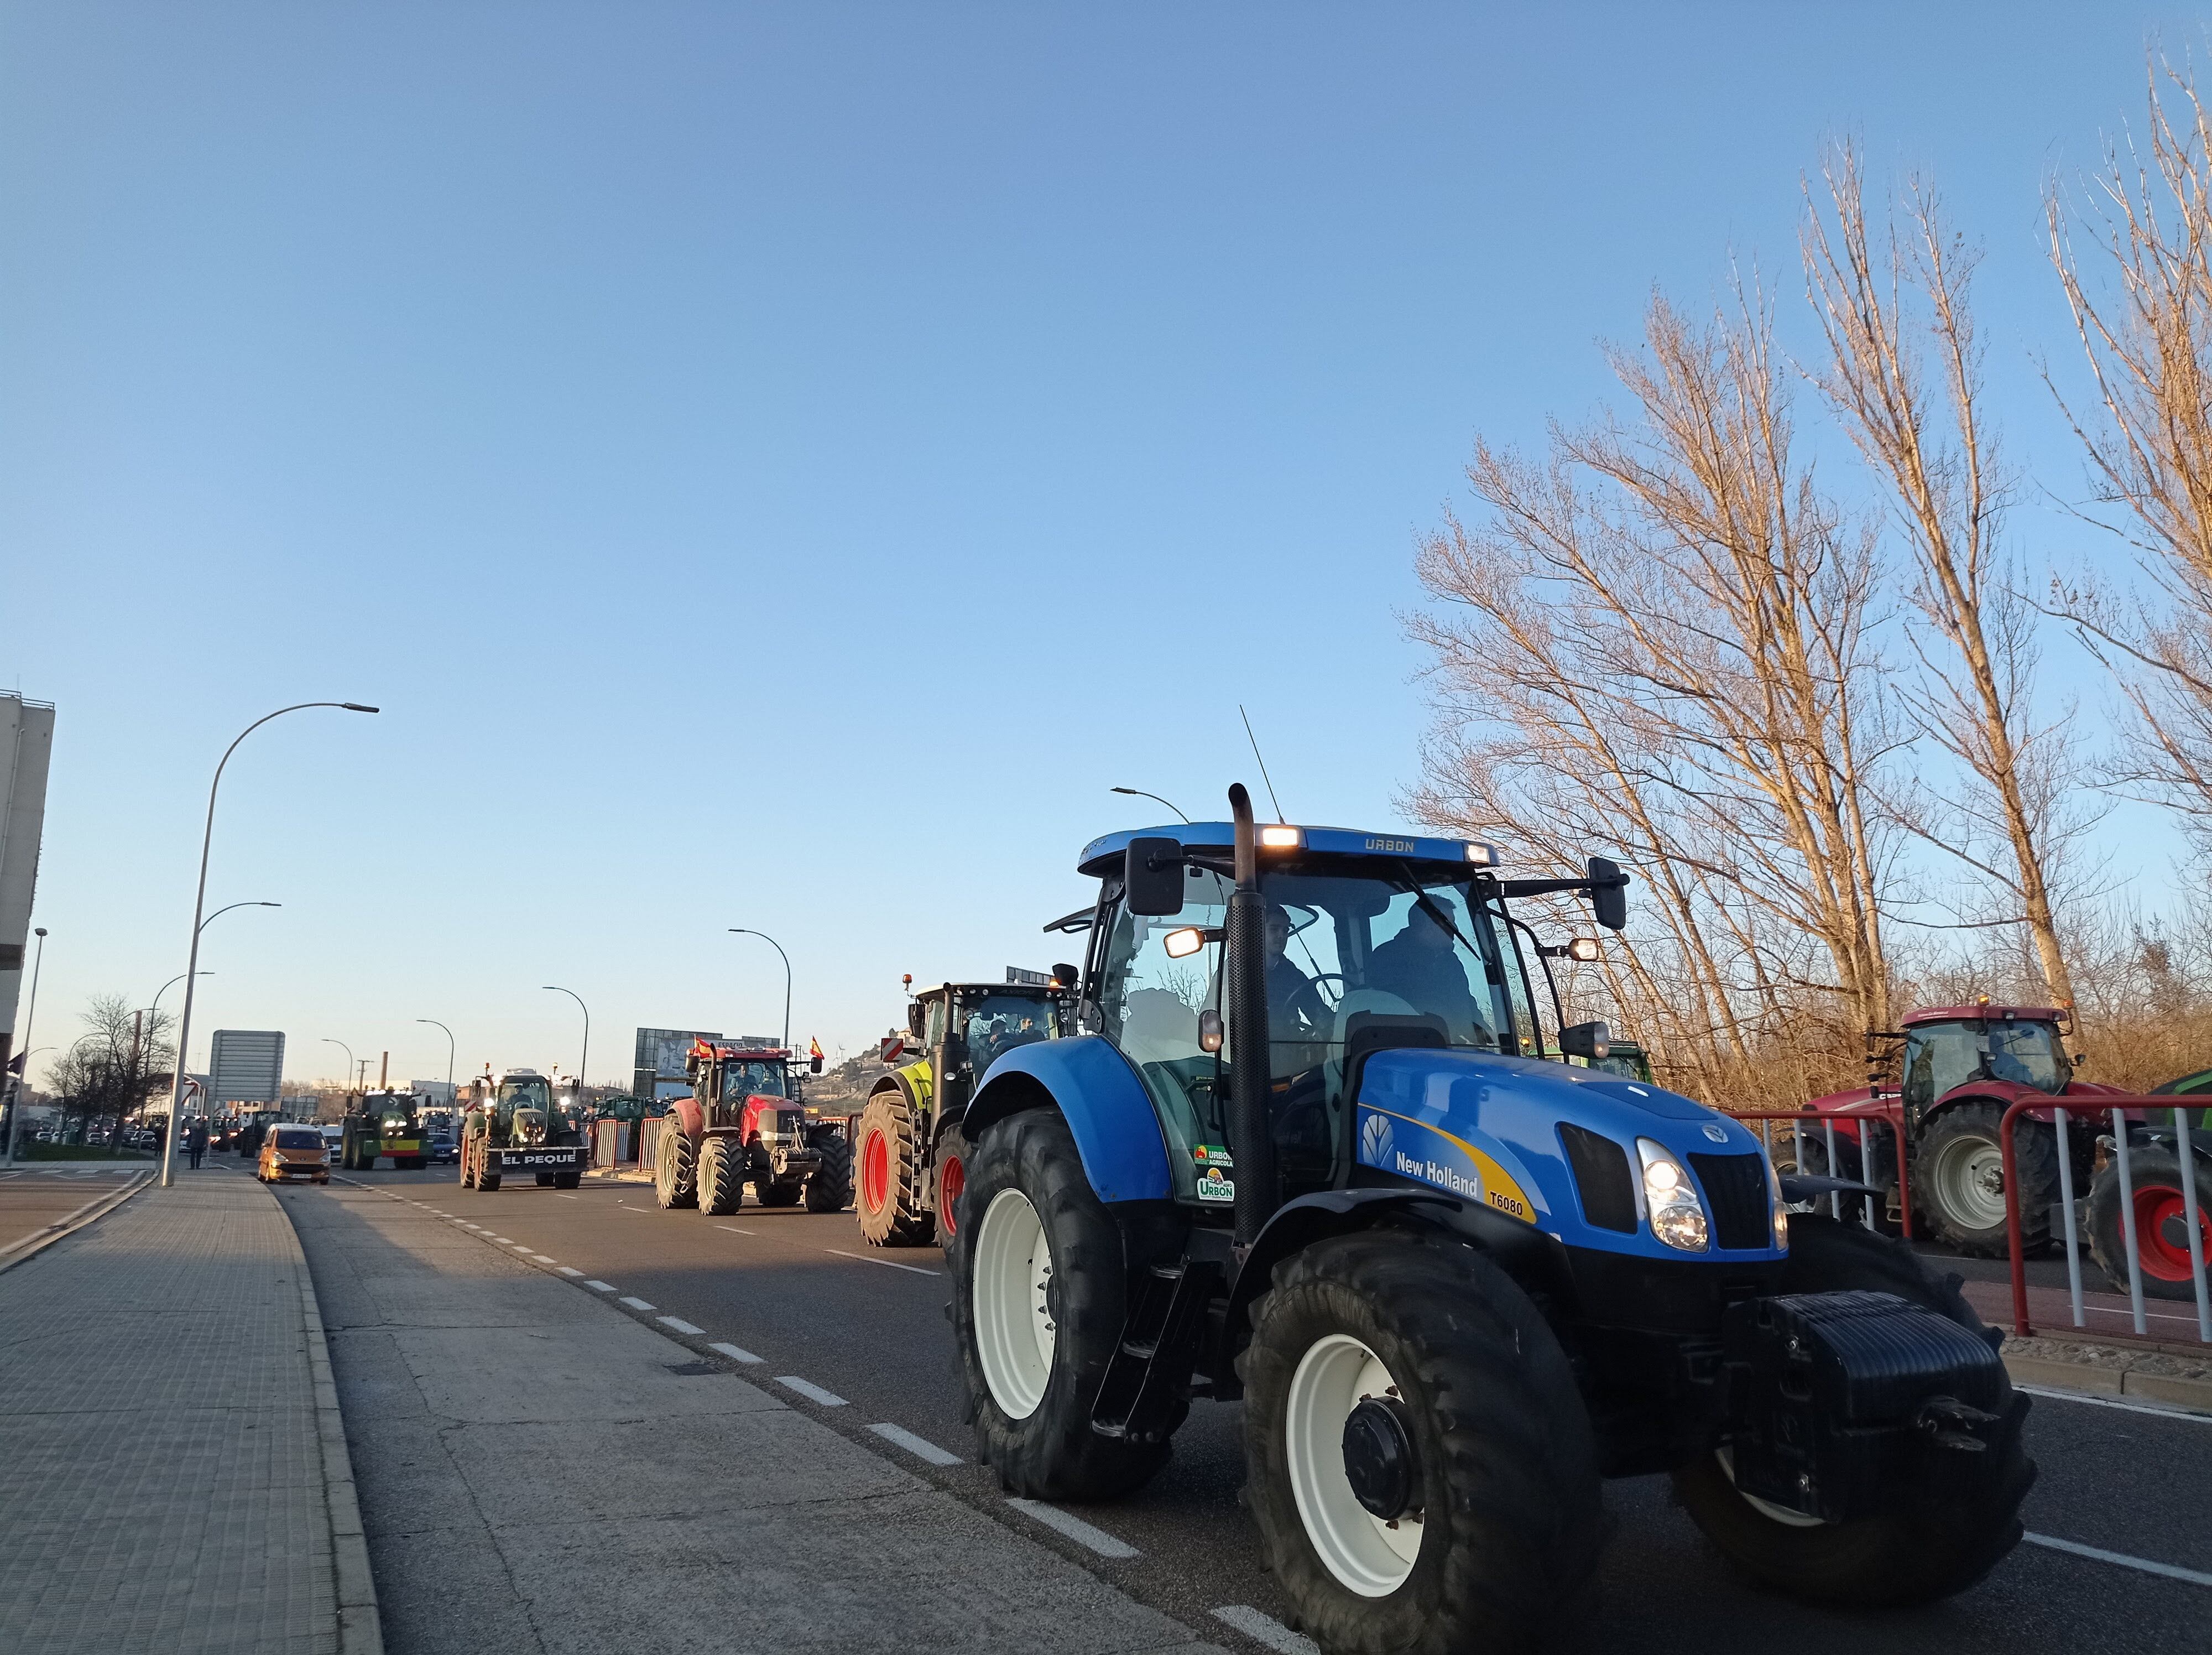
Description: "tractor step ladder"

(1091, 1257), (1222, 1444)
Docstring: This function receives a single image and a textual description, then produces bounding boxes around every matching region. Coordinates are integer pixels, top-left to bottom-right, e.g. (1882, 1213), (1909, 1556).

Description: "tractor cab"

(1586, 1039), (1653, 1084)
(1897, 1006), (2071, 1107)
(490, 1069), (554, 1143)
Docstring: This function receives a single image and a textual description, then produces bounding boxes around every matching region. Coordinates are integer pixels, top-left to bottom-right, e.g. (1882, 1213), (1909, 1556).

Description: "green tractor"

(340, 1088), (430, 1171)
(854, 977), (1073, 1247)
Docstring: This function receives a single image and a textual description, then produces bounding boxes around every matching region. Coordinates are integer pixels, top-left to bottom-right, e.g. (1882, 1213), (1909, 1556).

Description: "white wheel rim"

(973, 1188), (1055, 1419)
(1285, 1334), (1422, 1597)
(1933, 1135), (2008, 1230)
(1716, 1447), (1826, 1528)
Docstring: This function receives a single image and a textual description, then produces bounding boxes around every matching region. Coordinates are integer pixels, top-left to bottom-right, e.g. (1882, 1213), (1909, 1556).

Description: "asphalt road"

(324, 1165), (2210, 1655)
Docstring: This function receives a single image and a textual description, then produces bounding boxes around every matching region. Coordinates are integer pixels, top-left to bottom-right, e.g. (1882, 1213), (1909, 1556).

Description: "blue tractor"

(950, 790), (2032, 1653)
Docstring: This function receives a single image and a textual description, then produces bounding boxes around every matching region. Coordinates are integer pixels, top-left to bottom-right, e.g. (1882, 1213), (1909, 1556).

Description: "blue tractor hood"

(1353, 1046), (1784, 1261)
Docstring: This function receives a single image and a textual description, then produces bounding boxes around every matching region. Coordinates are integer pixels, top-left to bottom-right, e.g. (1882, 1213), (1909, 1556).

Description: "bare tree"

(1804, 146), (2084, 1017)
(49, 994), (176, 1147)
(2046, 60), (2212, 847)
(1410, 283), (1900, 1102)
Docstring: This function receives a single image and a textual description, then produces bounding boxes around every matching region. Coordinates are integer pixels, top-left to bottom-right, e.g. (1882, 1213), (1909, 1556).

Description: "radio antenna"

(1239, 705), (1286, 823)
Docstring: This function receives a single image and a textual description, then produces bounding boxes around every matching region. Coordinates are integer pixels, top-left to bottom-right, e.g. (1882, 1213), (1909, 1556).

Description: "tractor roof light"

(1464, 841), (1498, 866)
(1566, 936), (1601, 963)
(1636, 1137), (1710, 1253)
(1258, 825), (1303, 850)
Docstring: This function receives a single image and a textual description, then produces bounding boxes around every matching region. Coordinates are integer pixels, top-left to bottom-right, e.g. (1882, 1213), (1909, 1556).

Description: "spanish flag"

(808, 1037), (825, 1063)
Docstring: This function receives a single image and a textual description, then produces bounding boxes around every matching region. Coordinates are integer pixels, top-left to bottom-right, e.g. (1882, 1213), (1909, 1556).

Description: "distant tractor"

(854, 979), (1071, 1247)
(341, 1088), (431, 1171)
(1585, 1038), (1652, 1084)
(460, 1067), (588, 1192)
(653, 1040), (849, 1215)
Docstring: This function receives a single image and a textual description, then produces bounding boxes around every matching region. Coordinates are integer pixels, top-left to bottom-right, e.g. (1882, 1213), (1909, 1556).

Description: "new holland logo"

(1359, 1111), (1395, 1166)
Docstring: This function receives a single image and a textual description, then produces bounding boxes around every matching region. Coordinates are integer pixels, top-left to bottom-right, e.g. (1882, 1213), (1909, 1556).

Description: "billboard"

(633, 1027), (719, 1102)
(0, 694), (55, 1076)
(210, 1030), (286, 1107)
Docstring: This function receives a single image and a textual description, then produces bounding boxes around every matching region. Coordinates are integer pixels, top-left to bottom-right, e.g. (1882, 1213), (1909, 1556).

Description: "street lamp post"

(727, 929), (792, 1052)
(159, 702), (377, 1189)
(416, 1019), (456, 1094)
(2, 926), (47, 1168)
(541, 987), (589, 1097)
(1110, 785), (1192, 824)
(321, 1038), (357, 1125)
(150, 972), (213, 1015)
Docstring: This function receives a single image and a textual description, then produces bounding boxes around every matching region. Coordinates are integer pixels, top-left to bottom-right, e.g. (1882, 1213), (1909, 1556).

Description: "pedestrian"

(186, 1118), (207, 1172)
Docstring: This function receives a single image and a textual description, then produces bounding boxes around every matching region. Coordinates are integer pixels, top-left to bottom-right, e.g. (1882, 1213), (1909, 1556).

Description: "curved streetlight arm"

(416, 1019), (456, 1091)
(150, 971), (213, 1016)
(1110, 785), (1192, 824)
(541, 988), (588, 1095)
(728, 929), (792, 1053)
(198, 900), (281, 934)
(160, 704), (374, 1188)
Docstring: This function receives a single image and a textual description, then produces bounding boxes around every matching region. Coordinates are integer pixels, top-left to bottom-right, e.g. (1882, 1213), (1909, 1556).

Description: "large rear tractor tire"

(935, 1116), (973, 1242)
(699, 1136), (744, 1215)
(655, 1122), (698, 1210)
(552, 1169), (581, 1190)
(856, 1090), (932, 1246)
(2088, 1147), (2212, 1301)
(478, 1163), (502, 1193)
(1240, 1231), (1605, 1655)
(806, 1126), (853, 1212)
(951, 1108), (1171, 1500)
(535, 1172), (555, 1188)
(1919, 1104), (2059, 1257)
(1673, 1215), (2034, 1606)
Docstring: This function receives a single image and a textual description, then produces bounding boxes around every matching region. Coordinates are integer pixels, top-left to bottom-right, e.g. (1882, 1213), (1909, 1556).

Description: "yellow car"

(258, 1125), (331, 1185)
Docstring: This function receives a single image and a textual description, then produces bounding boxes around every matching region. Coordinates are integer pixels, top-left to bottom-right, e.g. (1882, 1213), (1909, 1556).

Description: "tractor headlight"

(1764, 1153), (1790, 1252)
(1636, 1138), (1709, 1252)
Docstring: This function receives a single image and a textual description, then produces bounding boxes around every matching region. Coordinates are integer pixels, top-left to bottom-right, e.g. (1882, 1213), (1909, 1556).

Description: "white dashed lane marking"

(1006, 1499), (1138, 1559)
(775, 1376), (847, 1407)
(2025, 1533), (2212, 1588)
(619, 1296), (655, 1311)
(868, 1422), (960, 1466)
(658, 1315), (705, 1335)
(556, 1266), (585, 1277)
(1212, 1606), (1318, 1654)
(585, 1280), (616, 1292)
(709, 1341), (762, 1364)
(529, 1254), (555, 1263)
(824, 1247), (940, 1277)
(715, 1225), (755, 1236)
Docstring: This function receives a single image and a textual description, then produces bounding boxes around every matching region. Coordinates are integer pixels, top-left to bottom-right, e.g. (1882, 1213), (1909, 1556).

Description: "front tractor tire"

(806, 1126), (853, 1212)
(699, 1136), (744, 1215)
(655, 1123), (698, 1210)
(856, 1090), (933, 1246)
(1240, 1231), (1605, 1655)
(935, 1117), (973, 1241)
(2089, 1146), (2212, 1300)
(1919, 1104), (2060, 1257)
(1673, 1215), (2034, 1607)
(951, 1108), (1171, 1500)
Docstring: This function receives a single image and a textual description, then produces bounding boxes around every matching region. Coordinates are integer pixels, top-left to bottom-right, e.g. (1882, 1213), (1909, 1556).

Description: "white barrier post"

(2113, 1110), (2149, 1337)
(2054, 1107), (2084, 1329)
(2173, 1107), (2210, 1345)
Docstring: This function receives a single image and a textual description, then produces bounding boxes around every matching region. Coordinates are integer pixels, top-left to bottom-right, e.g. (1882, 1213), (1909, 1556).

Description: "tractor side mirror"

(906, 1001), (926, 1038)
(1124, 837), (1185, 916)
(1561, 1020), (1613, 1060)
(1588, 856), (1627, 931)
(1198, 1009), (1224, 1054)
(810, 1054), (823, 1074)
(1051, 962), (1081, 991)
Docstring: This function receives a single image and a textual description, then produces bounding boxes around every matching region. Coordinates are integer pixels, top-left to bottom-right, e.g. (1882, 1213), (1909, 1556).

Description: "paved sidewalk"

(292, 1181), (1221, 1655)
(0, 1168), (356, 1654)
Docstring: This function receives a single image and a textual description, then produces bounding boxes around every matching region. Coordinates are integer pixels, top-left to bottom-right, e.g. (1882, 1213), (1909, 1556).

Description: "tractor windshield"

(497, 1077), (551, 1112)
(1094, 859), (1540, 1201)
(963, 994), (1059, 1074)
(719, 1060), (789, 1101)
(1903, 1018), (2069, 1107)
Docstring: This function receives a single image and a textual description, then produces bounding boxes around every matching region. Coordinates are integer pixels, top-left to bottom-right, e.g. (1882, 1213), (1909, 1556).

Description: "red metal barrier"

(1728, 1106), (1913, 1238)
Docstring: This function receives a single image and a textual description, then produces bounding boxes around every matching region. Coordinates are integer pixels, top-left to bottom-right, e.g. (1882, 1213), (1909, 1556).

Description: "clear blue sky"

(3, 3), (2197, 1086)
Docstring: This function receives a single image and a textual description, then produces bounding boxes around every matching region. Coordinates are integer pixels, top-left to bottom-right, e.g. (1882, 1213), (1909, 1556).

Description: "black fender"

(1223, 1185), (1577, 1362)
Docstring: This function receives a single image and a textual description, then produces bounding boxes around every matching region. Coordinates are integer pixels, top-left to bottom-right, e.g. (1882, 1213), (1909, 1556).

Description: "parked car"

(257, 1125), (331, 1185)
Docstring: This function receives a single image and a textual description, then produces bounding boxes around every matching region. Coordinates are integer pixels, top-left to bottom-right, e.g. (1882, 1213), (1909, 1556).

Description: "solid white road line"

(556, 1266), (585, 1277)
(584, 1280), (616, 1291)
(1212, 1606), (1319, 1655)
(824, 1247), (940, 1277)
(708, 1341), (763, 1364)
(2025, 1532), (2212, 1588)
(2017, 1385), (2212, 1424)
(658, 1315), (705, 1335)
(1005, 1499), (1138, 1559)
(555, 1193), (579, 1200)
(714, 1225), (756, 1236)
(775, 1375), (848, 1407)
(868, 1422), (961, 1466)
(619, 1296), (656, 1311)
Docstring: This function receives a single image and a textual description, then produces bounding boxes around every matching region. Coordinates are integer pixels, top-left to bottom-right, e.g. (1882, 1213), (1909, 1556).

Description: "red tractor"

(653, 1039), (851, 1216)
(1795, 1004), (2192, 1267)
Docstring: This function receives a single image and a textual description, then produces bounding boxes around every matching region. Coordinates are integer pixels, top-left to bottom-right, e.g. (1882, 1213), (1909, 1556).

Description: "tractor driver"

(1264, 905), (1332, 1037)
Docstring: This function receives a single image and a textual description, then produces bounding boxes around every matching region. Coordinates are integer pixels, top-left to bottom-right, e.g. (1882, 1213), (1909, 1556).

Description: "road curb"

(264, 1179), (386, 1655)
(2005, 1346), (2212, 1414)
(0, 1169), (152, 1276)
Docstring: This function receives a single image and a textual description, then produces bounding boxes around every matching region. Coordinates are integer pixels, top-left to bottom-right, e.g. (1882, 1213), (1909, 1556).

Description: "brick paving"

(0, 1167), (339, 1654)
